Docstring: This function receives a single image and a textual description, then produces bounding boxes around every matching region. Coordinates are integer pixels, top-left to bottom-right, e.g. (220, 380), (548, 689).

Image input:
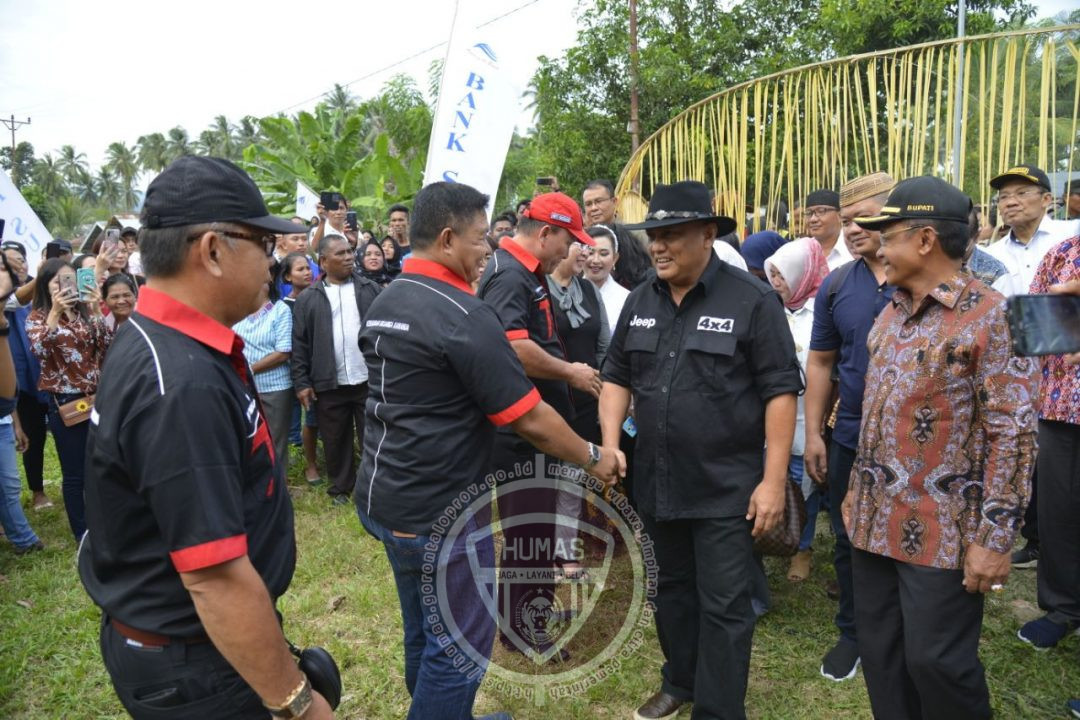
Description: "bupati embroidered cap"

(854, 176), (972, 229)
(522, 192), (594, 245)
(990, 163), (1051, 192)
(623, 181), (737, 236)
(141, 156), (302, 234)
(840, 172), (895, 207)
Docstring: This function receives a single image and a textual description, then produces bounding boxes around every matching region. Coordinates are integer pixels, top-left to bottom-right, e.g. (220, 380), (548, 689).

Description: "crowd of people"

(0, 154), (1078, 720)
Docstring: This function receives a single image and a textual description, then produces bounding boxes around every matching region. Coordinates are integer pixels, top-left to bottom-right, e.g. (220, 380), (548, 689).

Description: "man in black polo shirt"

(354, 181), (621, 720)
(79, 157), (332, 720)
(599, 181), (802, 720)
(477, 191), (604, 657)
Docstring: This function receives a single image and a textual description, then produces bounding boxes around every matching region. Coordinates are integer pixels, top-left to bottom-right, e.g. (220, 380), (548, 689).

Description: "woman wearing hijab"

(763, 237), (829, 582)
(380, 237), (403, 278)
(741, 230), (788, 281)
(359, 239), (395, 287)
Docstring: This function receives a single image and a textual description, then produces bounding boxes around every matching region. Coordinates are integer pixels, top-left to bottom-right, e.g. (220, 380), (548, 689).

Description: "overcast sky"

(1, 0), (1073, 171)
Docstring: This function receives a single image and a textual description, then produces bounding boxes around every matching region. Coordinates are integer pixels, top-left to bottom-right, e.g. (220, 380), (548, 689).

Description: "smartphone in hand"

(76, 267), (97, 302)
(58, 272), (77, 300)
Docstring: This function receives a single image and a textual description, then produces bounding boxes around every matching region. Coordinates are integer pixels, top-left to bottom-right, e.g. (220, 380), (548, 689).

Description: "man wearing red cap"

(477, 192), (607, 657)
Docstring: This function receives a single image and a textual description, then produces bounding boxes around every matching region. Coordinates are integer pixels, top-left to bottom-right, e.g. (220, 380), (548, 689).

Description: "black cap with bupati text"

(989, 163), (1051, 192)
(853, 176), (972, 230)
(141, 156), (302, 234)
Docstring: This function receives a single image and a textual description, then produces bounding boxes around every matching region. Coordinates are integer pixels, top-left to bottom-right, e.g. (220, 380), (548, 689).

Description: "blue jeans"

(357, 506), (495, 720)
(0, 423), (39, 548)
(788, 455), (821, 552)
(47, 393), (90, 541)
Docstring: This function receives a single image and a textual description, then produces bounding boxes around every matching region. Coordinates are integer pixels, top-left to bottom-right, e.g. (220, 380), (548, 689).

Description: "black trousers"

(643, 512), (755, 720)
(1036, 419), (1080, 625)
(16, 391), (48, 493)
(100, 618), (266, 719)
(315, 383), (367, 498)
(827, 441), (857, 641)
(852, 549), (991, 720)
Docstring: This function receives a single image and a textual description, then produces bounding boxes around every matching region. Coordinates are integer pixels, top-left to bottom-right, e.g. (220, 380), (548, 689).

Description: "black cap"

(854, 176), (972, 230)
(1, 240), (27, 257)
(805, 189), (840, 209)
(990, 164), (1051, 192)
(1066, 179), (1080, 196)
(142, 156), (301, 234)
(46, 238), (73, 253)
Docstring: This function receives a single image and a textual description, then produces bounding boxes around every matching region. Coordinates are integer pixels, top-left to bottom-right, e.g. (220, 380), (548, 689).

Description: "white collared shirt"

(324, 279), (368, 386)
(594, 276), (630, 339)
(985, 215), (1080, 292)
(824, 230), (853, 270)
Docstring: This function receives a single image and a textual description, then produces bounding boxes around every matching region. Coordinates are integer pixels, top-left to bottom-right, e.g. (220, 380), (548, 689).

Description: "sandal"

(787, 550), (812, 582)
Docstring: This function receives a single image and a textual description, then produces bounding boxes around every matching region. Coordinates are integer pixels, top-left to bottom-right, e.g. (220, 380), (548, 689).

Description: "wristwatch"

(583, 441), (601, 470)
(265, 676), (313, 719)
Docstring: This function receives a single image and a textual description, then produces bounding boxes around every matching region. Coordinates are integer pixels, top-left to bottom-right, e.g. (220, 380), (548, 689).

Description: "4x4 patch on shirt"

(697, 315), (734, 333)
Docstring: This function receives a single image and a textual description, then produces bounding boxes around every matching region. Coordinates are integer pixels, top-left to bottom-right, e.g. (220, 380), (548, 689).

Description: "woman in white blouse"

(584, 225), (630, 338)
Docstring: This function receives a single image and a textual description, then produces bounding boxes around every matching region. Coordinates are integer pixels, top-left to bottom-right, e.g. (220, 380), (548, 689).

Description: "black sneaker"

(1011, 543), (1039, 568)
(14, 540), (44, 556)
(821, 638), (860, 681)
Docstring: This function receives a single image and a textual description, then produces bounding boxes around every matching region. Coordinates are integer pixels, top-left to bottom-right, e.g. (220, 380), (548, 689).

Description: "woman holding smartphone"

(25, 259), (112, 541)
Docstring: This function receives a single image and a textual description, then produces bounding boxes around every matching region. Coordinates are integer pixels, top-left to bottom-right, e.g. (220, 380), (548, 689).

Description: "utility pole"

(2, 114), (31, 185)
(629, 0), (640, 154)
(951, 0), (966, 186)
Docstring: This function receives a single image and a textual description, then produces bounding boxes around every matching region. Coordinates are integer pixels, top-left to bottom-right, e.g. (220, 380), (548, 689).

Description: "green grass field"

(0, 445), (1076, 719)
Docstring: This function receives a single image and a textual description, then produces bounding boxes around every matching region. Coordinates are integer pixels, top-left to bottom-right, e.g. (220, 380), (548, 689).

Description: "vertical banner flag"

(296, 181), (320, 221)
(423, 0), (524, 216)
(0, 171), (51, 257)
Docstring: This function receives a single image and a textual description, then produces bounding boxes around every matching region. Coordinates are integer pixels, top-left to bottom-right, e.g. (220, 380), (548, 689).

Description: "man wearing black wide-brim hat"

(599, 180), (802, 720)
(79, 157), (334, 719)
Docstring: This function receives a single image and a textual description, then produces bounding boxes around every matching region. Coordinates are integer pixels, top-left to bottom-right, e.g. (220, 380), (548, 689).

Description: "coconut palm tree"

(95, 167), (122, 208)
(164, 127), (191, 163)
(105, 141), (140, 210)
(32, 154), (67, 197)
(137, 132), (169, 173)
(57, 145), (89, 185)
(325, 84), (358, 116)
(236, 116), (261, 150)
(70, 167), (99, 204)
(48, 194), (94, 240)
(211, 115), (236, 159)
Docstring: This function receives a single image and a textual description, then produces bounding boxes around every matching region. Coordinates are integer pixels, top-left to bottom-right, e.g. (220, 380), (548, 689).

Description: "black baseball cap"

(1, 240), (27, 257)
(46, 238), (73, 253)
(854, 176), (972, 230)
(141, 156), (301, 234)
(990, 164), (1051, 192)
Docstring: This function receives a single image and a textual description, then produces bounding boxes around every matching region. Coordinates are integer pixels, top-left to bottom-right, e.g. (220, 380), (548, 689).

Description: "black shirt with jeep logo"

(602, 252), (803, 520)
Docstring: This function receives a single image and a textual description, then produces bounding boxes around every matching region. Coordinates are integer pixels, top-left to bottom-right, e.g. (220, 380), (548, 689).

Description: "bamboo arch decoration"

(615, 25), (1080, 234)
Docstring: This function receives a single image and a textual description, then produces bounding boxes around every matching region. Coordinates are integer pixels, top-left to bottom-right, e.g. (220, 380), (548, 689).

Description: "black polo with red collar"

(354, 257), (540, 533)
(79, 287), (295, 637)
(476, 237), (573, 420)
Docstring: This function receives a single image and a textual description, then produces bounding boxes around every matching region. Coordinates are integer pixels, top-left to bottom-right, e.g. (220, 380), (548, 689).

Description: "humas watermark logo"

(422, 453), (657, 706)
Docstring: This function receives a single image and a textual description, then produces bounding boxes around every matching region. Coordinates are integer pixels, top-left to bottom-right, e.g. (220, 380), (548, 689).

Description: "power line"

(272, 0), (542, 116)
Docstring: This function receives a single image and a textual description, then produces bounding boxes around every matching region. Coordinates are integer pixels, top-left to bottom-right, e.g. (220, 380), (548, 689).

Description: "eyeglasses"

(878, 224), (928, 246)
(572, 241), (593, 254)
(583, 196), (614, 208)
(804, 207), (837, 219)
(187, 227), (277, 257)
(996, 188), (1044, 203)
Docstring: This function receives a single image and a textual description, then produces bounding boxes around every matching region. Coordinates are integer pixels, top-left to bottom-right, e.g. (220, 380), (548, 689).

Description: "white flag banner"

(0, 171), (51, 257)
(423, 0), (524, 216)
(296, 181), (320, 222)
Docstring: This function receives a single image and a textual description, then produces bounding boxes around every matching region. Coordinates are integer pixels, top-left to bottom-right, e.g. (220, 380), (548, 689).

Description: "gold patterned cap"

(840, 172), (896, 208)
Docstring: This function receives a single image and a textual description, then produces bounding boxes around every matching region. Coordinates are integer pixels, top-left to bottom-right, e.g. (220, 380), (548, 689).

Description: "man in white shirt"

(291, 234), (381, 504)
(802, 189), (853, 270)
(985, 164), (1080, 294)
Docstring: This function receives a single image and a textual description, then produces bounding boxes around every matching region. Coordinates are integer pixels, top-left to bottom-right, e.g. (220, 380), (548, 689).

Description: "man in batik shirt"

(843, 176), (1039, 720)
